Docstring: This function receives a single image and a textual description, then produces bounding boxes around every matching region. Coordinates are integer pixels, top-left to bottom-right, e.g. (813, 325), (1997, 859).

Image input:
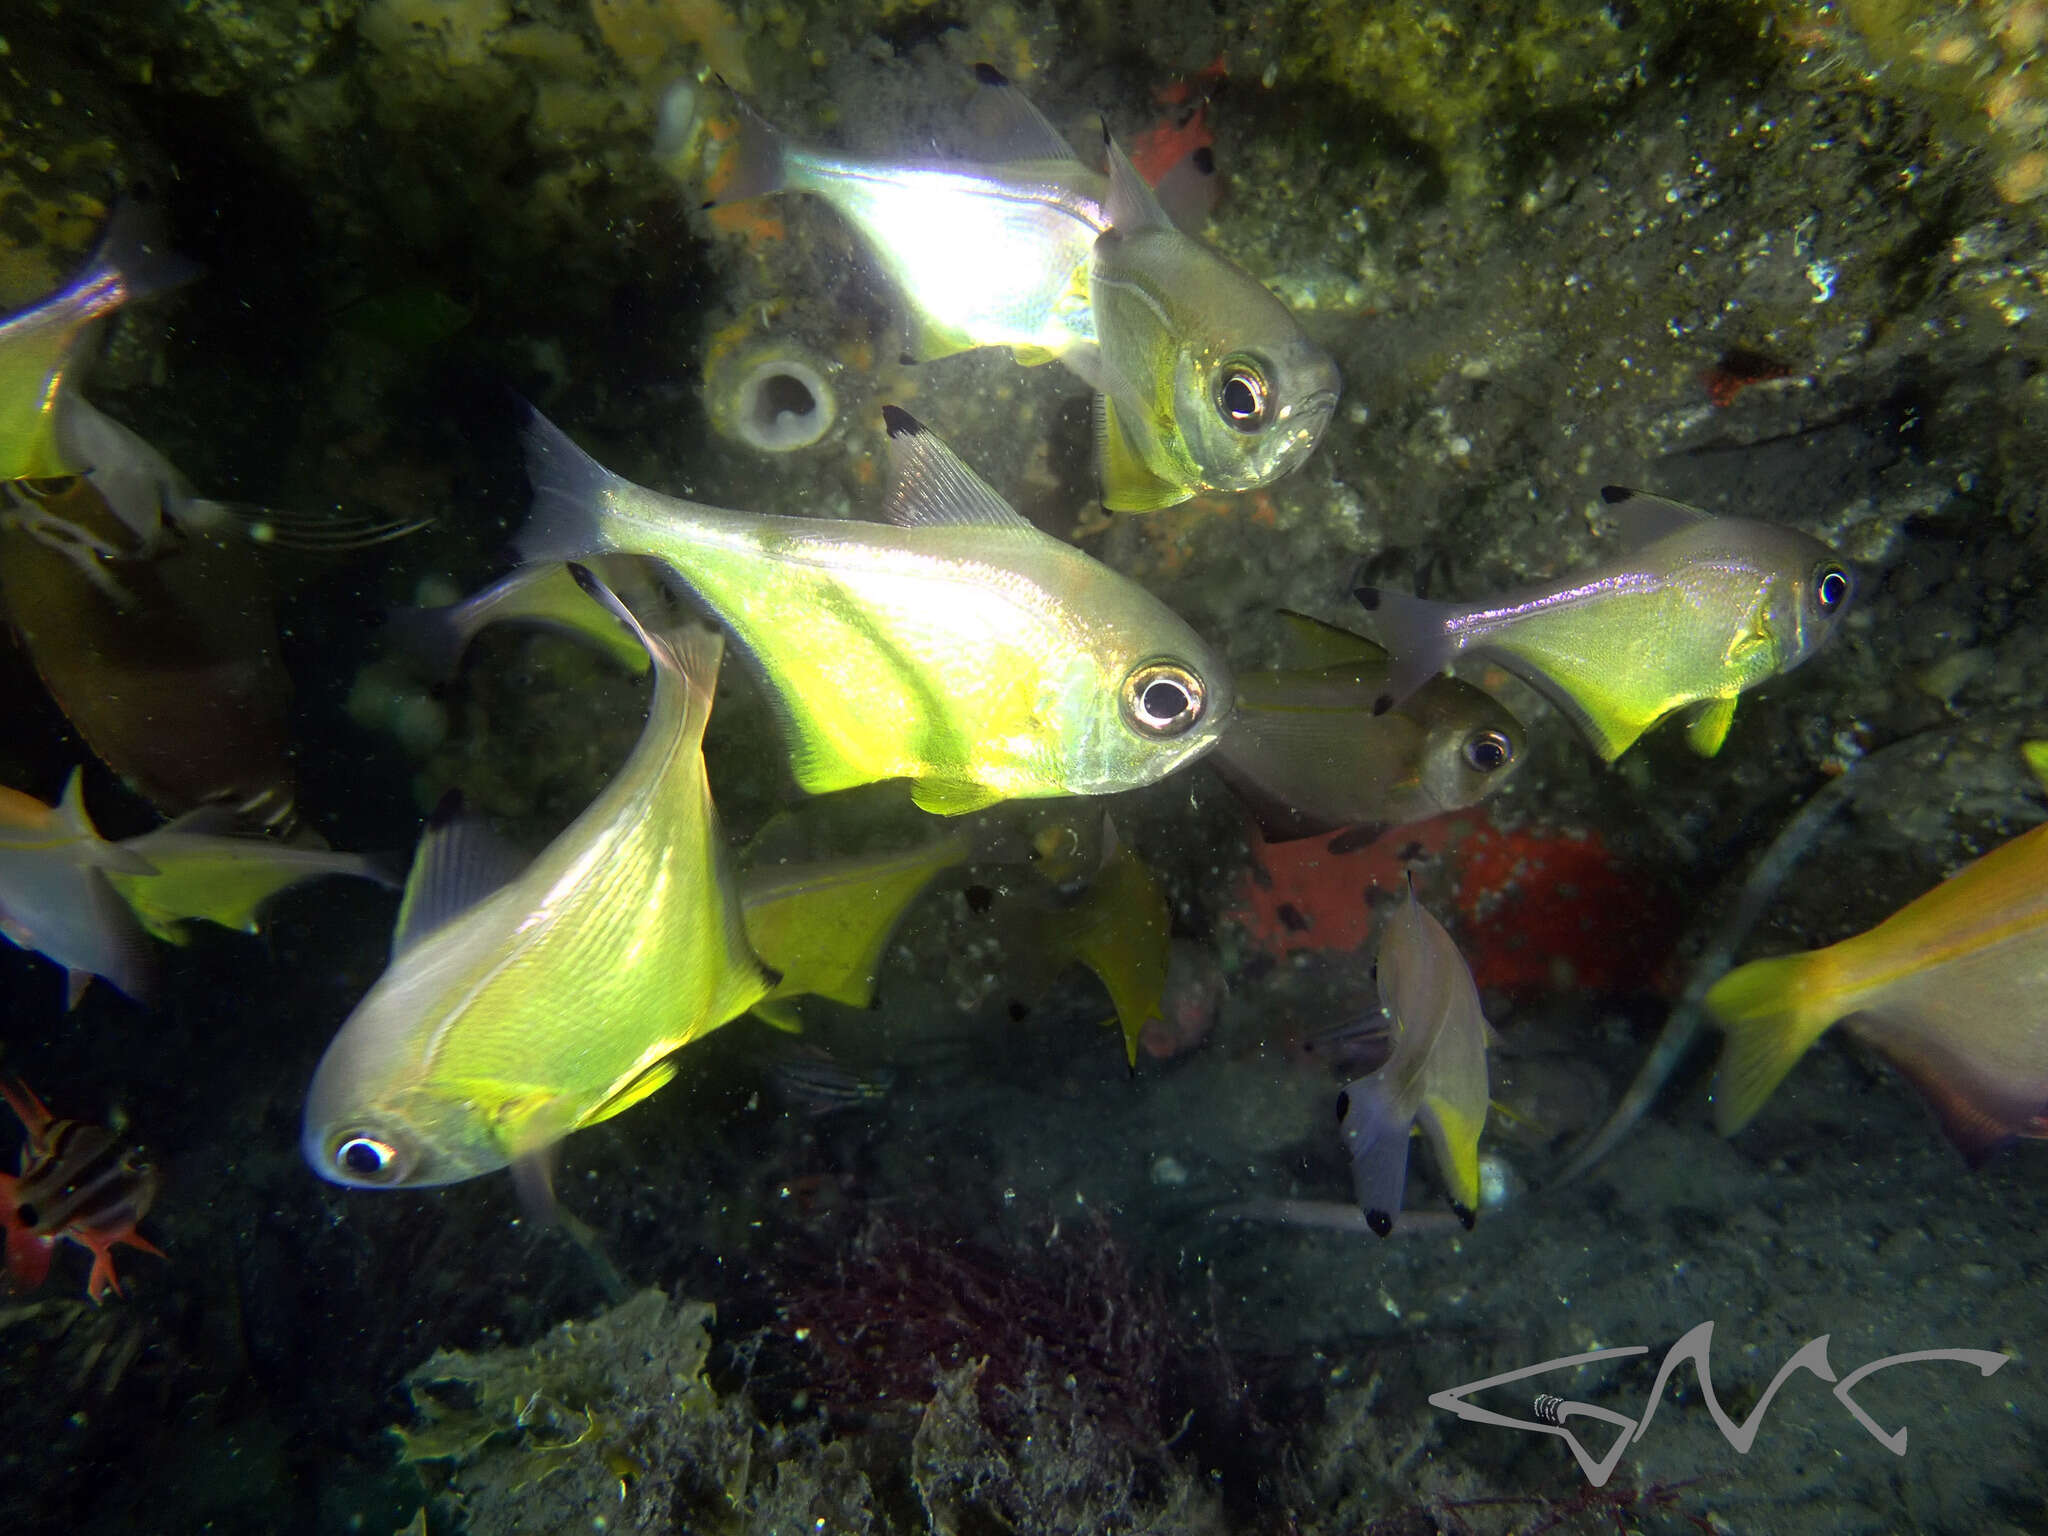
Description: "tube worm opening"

(734, 356), (835, 452)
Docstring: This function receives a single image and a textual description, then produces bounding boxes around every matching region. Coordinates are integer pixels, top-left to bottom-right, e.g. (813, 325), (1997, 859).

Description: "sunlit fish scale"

(0, 201), (198, 483)
(302, 568), (776, 1190)
(0, 769), (155, 1008)
(1210, 610), (1523, 842)
(0, 1078), (162, 1302)
(1706, 817), (2048, 1165)
(1355, 487), (1854, 762)
(1336, 881), (1491, 1236)
(516, 404), (1231, 817)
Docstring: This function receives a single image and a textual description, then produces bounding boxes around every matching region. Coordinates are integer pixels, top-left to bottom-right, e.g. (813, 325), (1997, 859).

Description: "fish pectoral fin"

(1685, 695), (1739, 757)
(585, 1058), (681, 1128)
(909, 777), (1005, 816)
(1094, 394), (1188, 512)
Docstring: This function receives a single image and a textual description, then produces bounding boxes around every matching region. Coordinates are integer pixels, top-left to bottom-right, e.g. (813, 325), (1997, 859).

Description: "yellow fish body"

(1337, 881), (1492, 1235)
(709, 70), (1337, 511)
(109, 808), (394, 944)
(1030, 818), (1172, 1067)
(516, 406), (1231, 816)
(0, 202), (196, 483)
(1355, 488), (1853, 761)
(302, 569), (775, 1189)
(1706, 818), (2048, 1163)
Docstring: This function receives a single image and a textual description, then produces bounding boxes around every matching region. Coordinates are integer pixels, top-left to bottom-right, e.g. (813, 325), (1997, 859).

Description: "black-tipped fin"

(881, 408), (1035, 531)
(960, 64), (1081, 164)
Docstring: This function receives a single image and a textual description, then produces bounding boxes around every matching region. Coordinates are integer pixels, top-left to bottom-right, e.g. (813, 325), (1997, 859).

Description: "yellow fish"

(1355, 487), (1853, 761)
(0, 202), (197, 483)
(739, 828), (972, 1032)
(383, 557), (661, 682)
(707, 68), (1338, 511)
(302, 567), (775, 1189)
(1337, 880), (1492, 1235)
(1707, 818), (2048, 1163)
(517, 405), (1231, 816)
(108, 808), (396, 945)
(1030, 818), (1171, 1067)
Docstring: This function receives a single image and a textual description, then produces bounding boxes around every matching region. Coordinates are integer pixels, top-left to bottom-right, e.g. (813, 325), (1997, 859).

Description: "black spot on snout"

(1371, 694), (1393, 716)
(973, 61), (1008, 86)
(1600, 484), (1632, 504)
(1366, 1209), (1393, 1237)
(1453, 1202), (1476, 1230)
(1355, 588), (1382, 611)
(1335, 1090), (1350, 1122)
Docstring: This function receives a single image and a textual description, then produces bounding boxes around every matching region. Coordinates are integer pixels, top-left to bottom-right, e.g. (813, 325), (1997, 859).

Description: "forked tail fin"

(1704, 951), (1837, 1135)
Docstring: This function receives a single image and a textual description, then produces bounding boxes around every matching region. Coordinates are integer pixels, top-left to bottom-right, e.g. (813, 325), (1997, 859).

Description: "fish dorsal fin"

(1274, 610), (1389, 669)
(1600, 485), (1713, 550)
(961, 63), (1082, 164)
(1102, 124), (1176, 233)
(881, 406), (1036, 531)
(55, 768), (99, 843)
(390, 792), (527, 958)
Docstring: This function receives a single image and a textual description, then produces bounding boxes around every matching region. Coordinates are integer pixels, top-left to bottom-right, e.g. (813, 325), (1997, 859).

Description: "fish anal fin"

(1850, 1015), (2048, 1168)
(1094, 394), (1187, 512)
(585, 1057), (681, 1129)
(1273, 609), (1388, 669)
(1418, 1091), (1485, 1212)
(910, 777), (1003, 816)
(1686, 695), (1739, 757)
(749, 998), (807, 1034)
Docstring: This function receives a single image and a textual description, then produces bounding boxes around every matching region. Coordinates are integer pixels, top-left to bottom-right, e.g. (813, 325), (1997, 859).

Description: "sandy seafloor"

(3, 0), (2048, 1532)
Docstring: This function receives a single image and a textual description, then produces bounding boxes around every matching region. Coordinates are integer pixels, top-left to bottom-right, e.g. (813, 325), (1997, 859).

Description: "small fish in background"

(0, 769), (155, 1008)
(517, 403), (1232, 815)
(1139, 938), (1227, 1060)
(0, 199), (198, 484)
(1337, 880), (1492, 1236)
(1211, 610), (1524, 842)
(303, 568), (776, 1193)
(703, 67), (1338, 511)
(739, 828), (973, 1032)
(0, 1078), (162, 1302)
(1355, 487), (1854, 761)
(107, 807), (397, 945)
(1706, 816), (2048, 1164)
(1028, 817), (1173, 1066)
(768, 1047), (899, 1118)
(1127, 56), (1227, 234)
(382, 557), (663, 683)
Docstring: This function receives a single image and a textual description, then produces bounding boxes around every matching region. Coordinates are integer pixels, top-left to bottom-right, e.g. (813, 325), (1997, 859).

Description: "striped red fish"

(0, 1079), (161, 1302)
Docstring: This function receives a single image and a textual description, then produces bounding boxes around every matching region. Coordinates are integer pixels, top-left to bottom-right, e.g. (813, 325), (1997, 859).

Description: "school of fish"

(2, 56), (2040, 1298)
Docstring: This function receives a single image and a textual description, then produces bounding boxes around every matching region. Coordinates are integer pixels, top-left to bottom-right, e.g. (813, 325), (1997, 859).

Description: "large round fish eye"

(333, 1133), (405, 1185)
(1122, 660), (1207, 738)
(1463, 729), (1514, 773)
(1214, 358), (1271, 433)
(1814, 564), (1851, 613)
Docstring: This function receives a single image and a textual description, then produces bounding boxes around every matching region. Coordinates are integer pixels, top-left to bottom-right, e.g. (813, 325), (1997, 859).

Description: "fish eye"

(1335, 1090), (1351, 1123)
(1122, 660), (1206, 738)
(334, 1133), (403, 1184)
(1815, 564), (1851, 613)
(1463, 729), (1514, 774)
(1214, 358), (1271, 433)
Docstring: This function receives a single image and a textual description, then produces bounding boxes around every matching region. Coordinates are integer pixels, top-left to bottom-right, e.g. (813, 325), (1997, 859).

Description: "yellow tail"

(1703, 952), (1841, 1135)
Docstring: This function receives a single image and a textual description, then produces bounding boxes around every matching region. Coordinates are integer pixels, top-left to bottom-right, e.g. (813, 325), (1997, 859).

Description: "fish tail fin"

(703, 90), (789, 207)
(82, 200), (202, 311)
(1351, 588), (1459, 715)
(516, 407), (627, 565)
(1337, 1076), (1414, 1237)
(1705, 951), (1839, 1135)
